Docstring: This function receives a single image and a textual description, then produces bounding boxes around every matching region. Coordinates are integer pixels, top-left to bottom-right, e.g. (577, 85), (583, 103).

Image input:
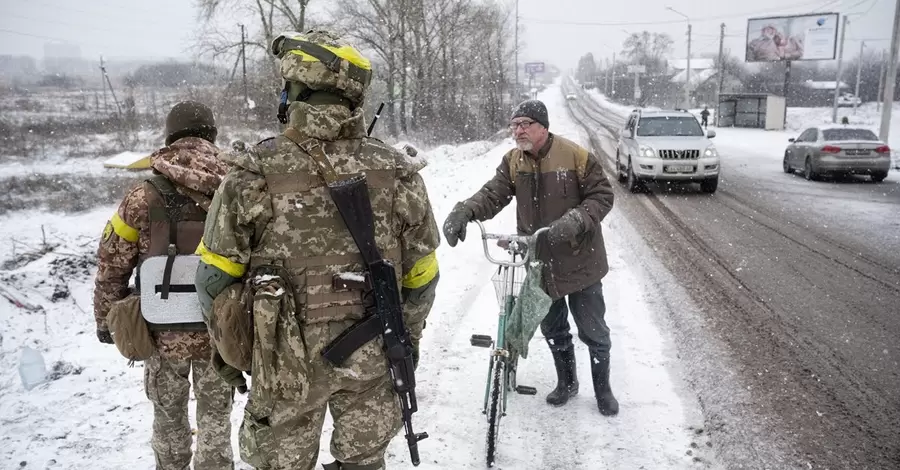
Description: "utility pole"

(604, 58), (610, 94)
(877, 49), (886, 112)
(240, 24), (249, 122)
(879, 0), (900, 141)
(611, 52), (616, 97)
(686, 23), (692, 109)
(99, 57), (122, 117)
(100, 55), (108, 114)
(831, 14), (849, 123)
(716, 22), (725, 126)
(514, 0), (519, 102)
(854, 41), (864, 113)
(667, 7), (692, 109)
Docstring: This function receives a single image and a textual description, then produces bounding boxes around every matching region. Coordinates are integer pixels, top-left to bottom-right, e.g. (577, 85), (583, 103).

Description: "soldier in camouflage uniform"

(93, 101), (235, 470)
(194, 30), (441, 470)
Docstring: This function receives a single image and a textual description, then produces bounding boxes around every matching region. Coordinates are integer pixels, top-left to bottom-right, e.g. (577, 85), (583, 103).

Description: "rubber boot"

(590, 350), (619, 416)
(546, 346), (579, 406)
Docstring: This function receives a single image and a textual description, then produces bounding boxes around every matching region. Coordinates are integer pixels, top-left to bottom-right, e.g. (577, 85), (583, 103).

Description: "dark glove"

(96, 328), (114, 344)
(547, 209), (586, 246)
(212, 351), (247, 392)
(442, 202), (473, 247)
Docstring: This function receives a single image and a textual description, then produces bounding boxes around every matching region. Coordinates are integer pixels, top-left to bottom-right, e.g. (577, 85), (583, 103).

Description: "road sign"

(627, 65), (646, 74)
(524, 62), (545, 74)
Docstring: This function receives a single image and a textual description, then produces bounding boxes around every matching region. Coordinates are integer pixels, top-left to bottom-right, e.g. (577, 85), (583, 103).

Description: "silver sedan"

(783, 126), (891, 182)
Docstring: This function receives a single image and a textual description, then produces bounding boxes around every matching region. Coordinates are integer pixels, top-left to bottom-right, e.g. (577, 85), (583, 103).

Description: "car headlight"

(640, 145), (656, 157)
(704, 146), (718, 157)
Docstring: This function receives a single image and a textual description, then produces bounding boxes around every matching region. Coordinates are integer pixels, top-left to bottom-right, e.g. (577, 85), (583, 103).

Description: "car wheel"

(804, 157), (818, 181)
(783, 153), (792, 174)
(700, 177), (718, 193)
(626, 158), (643, 193)
(616, 151), (627, 183)
(871, 171), (888, 183)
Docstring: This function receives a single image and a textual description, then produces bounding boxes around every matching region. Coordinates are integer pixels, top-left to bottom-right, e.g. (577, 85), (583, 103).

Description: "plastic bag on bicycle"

(504, 258), (552, 359)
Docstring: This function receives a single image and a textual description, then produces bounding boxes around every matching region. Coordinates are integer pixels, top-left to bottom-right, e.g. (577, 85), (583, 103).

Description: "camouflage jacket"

(93, 137), (228, 359)
(198, 101), (440, 326)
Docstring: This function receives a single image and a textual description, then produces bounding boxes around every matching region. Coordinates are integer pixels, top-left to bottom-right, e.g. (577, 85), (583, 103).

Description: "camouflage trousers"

(144, 354), (235, 470)
(238, 324), (401, 470)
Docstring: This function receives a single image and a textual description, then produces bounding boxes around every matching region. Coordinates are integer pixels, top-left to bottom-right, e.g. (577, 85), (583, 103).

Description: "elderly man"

(442, 99), (619, 416)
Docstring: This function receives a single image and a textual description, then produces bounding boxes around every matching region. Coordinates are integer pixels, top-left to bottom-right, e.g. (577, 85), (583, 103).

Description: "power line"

(520, 0), (834, 27)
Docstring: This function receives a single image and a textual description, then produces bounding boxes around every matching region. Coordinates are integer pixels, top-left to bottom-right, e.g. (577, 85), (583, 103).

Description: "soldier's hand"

(96, 328), (114, 344)
(442, 202), (473, 247)
(212, 351), (247, 390)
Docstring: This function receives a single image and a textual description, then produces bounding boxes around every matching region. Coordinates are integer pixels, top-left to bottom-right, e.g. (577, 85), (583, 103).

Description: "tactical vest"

(138, 175), (209, 331)
(248, 136), (402, 324)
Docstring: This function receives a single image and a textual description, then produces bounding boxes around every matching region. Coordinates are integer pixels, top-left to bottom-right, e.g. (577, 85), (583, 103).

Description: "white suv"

(615, 109), (720, 193)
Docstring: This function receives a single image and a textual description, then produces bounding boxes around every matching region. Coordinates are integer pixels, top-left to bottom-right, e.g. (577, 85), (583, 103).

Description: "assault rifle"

(320, 174), (428, 466)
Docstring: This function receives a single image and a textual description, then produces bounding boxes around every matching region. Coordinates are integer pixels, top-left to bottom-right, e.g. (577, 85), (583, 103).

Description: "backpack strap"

(145, 175), (189, 300)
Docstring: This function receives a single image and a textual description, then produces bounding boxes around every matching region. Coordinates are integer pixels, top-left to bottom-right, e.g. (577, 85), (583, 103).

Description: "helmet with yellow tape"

(271, 30), (372, 116)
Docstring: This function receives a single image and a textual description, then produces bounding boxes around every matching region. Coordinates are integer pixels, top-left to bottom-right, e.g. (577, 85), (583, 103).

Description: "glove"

(547, 209), (586, 246)
(212, 350), (247, 392)
(442, 202), (473, 247)
(96, 328), (114, 344)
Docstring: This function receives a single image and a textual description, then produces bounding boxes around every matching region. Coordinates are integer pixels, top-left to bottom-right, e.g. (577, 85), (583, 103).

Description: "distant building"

(797, 80), (851, 107)
(666, 58), (742, 108)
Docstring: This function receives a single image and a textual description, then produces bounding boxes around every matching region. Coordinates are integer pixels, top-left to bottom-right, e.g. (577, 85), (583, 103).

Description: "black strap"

(278, 37), (372, 85)
(154, 284), (196, 294)
(145, 175), (189, 300)
(320, 315), (381, 365)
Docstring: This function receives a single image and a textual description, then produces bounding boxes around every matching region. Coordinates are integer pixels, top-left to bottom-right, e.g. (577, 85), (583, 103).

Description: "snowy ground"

(1, 87), (715, 469)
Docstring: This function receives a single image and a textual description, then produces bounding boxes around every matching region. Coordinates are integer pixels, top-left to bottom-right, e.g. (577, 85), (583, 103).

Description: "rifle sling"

(321, 314), (382, 365)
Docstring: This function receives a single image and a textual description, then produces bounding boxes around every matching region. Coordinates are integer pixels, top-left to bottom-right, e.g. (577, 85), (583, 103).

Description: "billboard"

(745, 12), (839, 62)
(524, 62), (545, 74)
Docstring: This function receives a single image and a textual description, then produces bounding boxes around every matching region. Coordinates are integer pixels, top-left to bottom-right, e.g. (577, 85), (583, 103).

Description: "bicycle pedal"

(515, 385), (537, 395)
(470, 334), (493, 348)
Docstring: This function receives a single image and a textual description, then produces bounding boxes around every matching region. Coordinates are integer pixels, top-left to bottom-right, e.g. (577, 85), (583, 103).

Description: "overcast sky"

(0, 0), (895, 69)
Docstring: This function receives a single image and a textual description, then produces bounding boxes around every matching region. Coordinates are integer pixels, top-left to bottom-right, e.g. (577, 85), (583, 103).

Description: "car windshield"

(822, 128), (879, 141)
(637, 116), (704, 137)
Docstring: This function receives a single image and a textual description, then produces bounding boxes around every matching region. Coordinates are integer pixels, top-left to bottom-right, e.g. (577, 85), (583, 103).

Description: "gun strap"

(284, 127), (340, 185)
(282, 126), (382, 264)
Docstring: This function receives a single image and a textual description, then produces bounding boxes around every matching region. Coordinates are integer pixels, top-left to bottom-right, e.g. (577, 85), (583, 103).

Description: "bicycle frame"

(469, 220), (549, 467)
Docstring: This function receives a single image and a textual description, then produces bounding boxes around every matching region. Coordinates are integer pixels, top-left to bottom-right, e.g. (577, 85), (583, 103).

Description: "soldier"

(194, 30), (440, 470)
(93, 101), (235, 469)
(442, 99), (619, 416)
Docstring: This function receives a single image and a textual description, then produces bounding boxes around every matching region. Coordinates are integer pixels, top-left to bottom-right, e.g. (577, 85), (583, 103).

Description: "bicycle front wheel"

(486, 356), (505, 467)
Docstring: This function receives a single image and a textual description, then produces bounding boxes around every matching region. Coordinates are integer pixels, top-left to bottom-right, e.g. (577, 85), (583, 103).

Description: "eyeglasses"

(509, 120), (536, 131)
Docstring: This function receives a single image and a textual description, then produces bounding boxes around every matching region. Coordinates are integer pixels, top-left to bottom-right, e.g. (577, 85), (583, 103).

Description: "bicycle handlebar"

(473, 220), (549, 267)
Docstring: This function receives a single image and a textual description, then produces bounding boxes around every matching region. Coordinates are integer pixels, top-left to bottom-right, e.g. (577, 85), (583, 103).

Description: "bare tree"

(622, 31), (673, 72)
(333, 0), (515, 142)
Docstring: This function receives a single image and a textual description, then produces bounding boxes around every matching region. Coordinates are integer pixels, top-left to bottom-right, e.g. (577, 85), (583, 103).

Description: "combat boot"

(546, 345), (578, 406)
(590, 349), (619, 416)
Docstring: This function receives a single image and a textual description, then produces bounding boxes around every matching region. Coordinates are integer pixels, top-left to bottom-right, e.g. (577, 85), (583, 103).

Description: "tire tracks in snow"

(562, 79), (900, 469)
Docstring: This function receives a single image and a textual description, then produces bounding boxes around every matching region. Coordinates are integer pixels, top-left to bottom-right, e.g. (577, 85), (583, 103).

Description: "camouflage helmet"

(164, 101), (217, 146)
(270, 30), (372, 108)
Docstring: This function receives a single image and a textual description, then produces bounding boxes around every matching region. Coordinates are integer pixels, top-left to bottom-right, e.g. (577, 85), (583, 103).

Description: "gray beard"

(516, 141), (534, 152)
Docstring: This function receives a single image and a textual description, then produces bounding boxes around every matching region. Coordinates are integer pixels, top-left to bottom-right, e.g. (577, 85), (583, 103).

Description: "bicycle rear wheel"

(486, 356), (505, 467)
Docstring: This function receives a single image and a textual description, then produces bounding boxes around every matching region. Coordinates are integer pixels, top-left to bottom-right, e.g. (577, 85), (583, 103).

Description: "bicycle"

(469, 220), (549, 467)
